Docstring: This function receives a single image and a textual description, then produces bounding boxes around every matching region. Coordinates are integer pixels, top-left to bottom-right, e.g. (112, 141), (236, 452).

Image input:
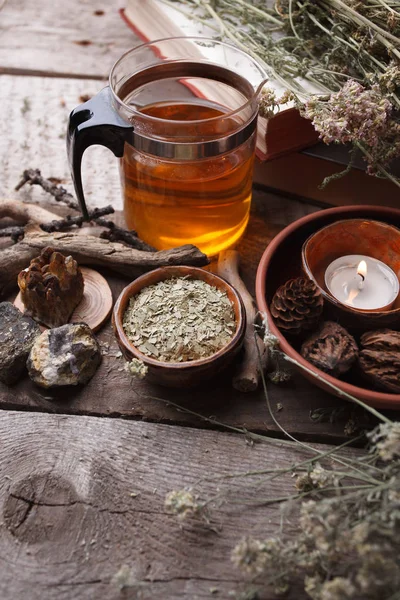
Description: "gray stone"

(0, 302), (41, 385)
(27, 323), (102, 388)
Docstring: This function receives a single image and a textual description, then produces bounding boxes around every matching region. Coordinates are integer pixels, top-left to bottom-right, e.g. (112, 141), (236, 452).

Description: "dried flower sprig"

(160, 309), (399, 599)
(167, 0), (400, 187)
(124, 358), (148, 380)
(165, 488), (204, 520)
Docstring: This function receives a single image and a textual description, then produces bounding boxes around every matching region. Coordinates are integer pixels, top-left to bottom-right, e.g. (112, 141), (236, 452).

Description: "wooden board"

(0, 410), (357, 600)
(0, 65), (358, 443)
(0, 75), (122, 210)
(0, 0), (136, 78)
(0, 194), (373, 445)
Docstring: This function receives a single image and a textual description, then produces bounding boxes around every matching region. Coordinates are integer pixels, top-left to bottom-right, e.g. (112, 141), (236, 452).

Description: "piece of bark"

(0, 228), (209, 297)
(0, 198), (58, 225)
(218, 250), (268, 392)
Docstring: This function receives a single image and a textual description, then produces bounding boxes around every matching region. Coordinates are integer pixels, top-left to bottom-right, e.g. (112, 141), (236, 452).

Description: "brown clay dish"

(302, 218), (400, 329)
(255, 205), (400, 409)
(113, 265), (246, 388)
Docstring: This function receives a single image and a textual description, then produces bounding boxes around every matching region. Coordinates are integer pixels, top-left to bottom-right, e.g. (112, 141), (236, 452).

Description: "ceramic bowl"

(255, 204), (400, 409)
(302, 218), (400, 329)
(113, 266), (246, 388)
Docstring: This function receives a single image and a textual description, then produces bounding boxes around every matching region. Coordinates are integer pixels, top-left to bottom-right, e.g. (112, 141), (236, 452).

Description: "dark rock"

(27, 322), (101, 388)
(0, 302), (41, 385)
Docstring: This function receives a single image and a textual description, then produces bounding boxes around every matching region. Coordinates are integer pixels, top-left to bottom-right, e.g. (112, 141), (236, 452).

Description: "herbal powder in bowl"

(113, 266), (246, 387)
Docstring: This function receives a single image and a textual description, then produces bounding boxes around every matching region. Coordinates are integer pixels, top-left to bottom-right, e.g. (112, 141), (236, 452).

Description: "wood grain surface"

(0, 195), (368, 445)
(0, 3), (387, 599)
(0, 75), (119, 208)
(0, 0), (136, 78)
(0, 410), (352, 600)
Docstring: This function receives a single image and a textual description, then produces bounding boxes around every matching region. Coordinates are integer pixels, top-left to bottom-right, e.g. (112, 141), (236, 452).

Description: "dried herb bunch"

(230, 420), (400, 600)
(167, 0), (400, 186)
(164, 320), (400, 599)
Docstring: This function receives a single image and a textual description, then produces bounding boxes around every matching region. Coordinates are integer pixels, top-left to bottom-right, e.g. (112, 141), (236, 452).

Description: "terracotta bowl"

(255, 205), (400, 410)
(113, 266), (246, 388)
(302, 218), (400, 329)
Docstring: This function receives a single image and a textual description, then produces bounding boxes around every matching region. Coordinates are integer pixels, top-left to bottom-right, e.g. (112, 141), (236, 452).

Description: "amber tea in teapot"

(121, 101), (255, 256)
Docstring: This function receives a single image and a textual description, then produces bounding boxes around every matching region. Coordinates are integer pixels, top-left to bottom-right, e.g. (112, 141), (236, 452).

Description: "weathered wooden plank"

(0, 74), (356, 442)
(0, 194), (359, 444)
(0, 410), (353, 599)
(0, 74), (122, 209)
(0, 0), (136, 78)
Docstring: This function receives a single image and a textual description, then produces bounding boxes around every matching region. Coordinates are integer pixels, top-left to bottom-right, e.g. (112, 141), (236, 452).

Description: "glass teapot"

(67, 37), (267, 256)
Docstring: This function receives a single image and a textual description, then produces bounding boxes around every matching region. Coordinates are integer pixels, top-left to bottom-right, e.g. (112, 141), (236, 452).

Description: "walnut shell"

(359, 329), (400, 393)
(270, 277), (323, 335)
(301, 321), (358, 377)
(18, 247), (84, 328)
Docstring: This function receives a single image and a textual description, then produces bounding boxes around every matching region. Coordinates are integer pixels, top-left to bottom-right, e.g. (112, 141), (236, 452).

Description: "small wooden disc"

(14, 267), (113, 332)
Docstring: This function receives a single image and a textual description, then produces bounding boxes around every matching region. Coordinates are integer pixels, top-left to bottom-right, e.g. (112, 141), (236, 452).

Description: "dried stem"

(96, 218), (156, 252)
(15, 169), (78, 209)
(13, 169), (160, 249)
(40, 205), (115, 232)
(0, 226), (25, 242)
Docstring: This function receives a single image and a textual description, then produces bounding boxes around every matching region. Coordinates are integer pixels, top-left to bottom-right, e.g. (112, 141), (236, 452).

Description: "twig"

(0, 225), (25, 243)
(14, 169), (158, 249)
(96, 218), (156, 252)
(218, 250), (268, 392)
(15, 169), (78, 209)
(40, 206), (114, 232)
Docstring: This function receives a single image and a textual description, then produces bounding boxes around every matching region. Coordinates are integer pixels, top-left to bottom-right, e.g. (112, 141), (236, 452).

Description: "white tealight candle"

(325, 254), (399, 311)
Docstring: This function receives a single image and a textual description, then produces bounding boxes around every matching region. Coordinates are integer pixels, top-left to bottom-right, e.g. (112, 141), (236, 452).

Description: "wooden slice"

(14, 267), (113, 332)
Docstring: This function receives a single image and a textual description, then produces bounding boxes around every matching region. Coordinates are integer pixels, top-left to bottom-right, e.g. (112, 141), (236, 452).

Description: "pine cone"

(301, 321), (358, 377)
(270, 278), (323, 334)
(359, 329), (400, 393)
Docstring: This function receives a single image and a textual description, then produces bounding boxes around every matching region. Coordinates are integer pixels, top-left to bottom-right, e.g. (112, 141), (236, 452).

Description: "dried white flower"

(111, 564), (134, 590)
(268, 369), (291, 384)
(260, 313), (280, 353)
(309, 463), (331, 488)
(318, 577), (356, 600)
(368, 422), (400, 461)
(231, 537), (268, 576)
(165, 489), (202, 521)
(124, 358), (148, 379)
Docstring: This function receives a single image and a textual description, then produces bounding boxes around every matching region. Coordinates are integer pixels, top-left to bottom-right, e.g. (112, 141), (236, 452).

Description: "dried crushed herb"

(123, 277), (236, 362)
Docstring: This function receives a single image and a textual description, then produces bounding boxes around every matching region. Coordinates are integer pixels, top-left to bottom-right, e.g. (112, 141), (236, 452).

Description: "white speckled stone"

(27, 323), (102, 388)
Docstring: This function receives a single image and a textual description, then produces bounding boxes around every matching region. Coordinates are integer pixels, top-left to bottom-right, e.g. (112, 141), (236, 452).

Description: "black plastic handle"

(67, 86), (134, 219)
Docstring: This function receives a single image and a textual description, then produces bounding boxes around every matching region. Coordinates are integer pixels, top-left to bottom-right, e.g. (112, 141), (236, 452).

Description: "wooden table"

(0, 3), (376, 599)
